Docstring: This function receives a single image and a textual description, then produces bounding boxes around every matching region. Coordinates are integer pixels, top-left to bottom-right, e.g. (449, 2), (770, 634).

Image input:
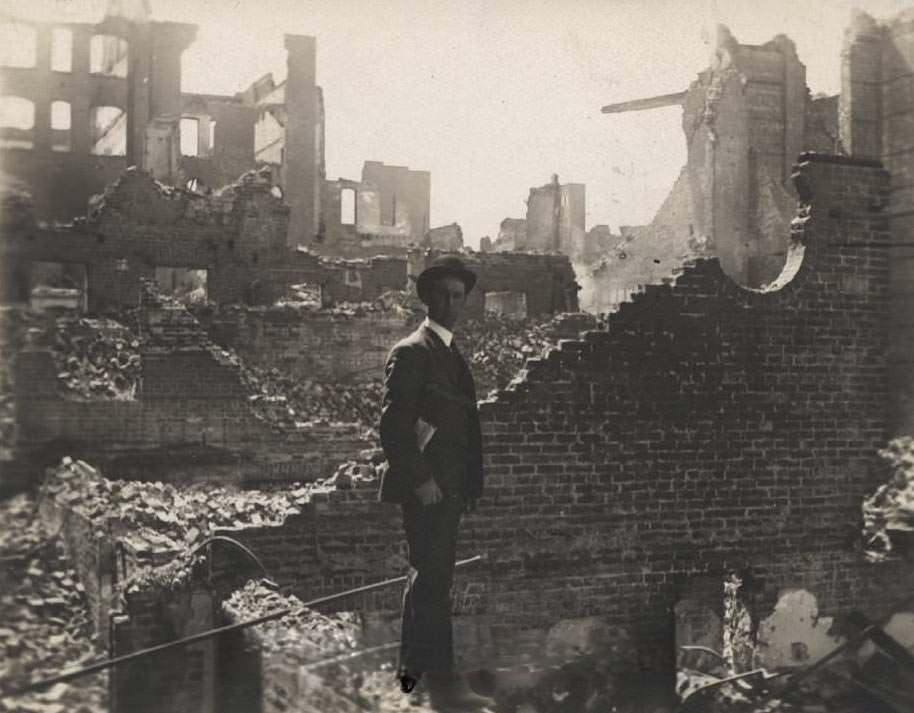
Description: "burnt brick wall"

(195, 306), (416, 383)
(212, 156), (910, 669)
(14, 347), (371, 484)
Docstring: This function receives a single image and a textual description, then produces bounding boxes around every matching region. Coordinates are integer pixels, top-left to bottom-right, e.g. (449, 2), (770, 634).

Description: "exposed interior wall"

(361, 160), (431, 241)
(0, 15), (196, 223)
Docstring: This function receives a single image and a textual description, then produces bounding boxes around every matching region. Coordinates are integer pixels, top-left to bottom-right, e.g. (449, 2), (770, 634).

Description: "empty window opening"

(29, 261), (88, 312)
(484, 291), (527, 319)
(51, 28), (72, 72)
(0, 23), (37, 67)
(51, 100), (71, 152)
(90, 35), (128, 77)
(180, 117), (199, 157)
(154, 267), (208, 304)
(90, 106), (127, 156)
(341, 188), (356, 225)
(0, 96), (35, 149)
(208, 120), (216, 153)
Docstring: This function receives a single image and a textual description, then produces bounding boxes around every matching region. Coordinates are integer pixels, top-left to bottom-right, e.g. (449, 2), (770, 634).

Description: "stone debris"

(863, 436), (914, 560)
(274, 283), (323, 310)
(461, 312), (603, 399)
(49, 317), (142, 400)
(240, 364), (384, 435)
(0, 494), (106, 712)
(223, 579), (360, 656)
(43, 458), (338, 557)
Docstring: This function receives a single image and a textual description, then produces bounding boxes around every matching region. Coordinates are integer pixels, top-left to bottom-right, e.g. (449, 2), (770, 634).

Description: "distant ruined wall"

(407, 249), (580, 318)
(841, 8), (914, 435)
(0, 15), (197, 222)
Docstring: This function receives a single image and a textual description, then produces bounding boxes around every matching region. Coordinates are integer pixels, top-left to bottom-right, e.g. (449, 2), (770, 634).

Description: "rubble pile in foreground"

(43, 459), (338, 556)
(0, 494), (106, 713)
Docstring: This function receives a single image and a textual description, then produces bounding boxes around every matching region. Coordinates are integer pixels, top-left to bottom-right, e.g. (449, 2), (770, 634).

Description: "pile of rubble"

(461, 312), (602, 399)
(274, 282), (323, 310)
(863, 436), (914, 561)
(0, 494), (106, 712)
(49, 316), (142, 400)
(223, 579), (360, 655)
(43, 458), (338, 557)
(240, 365), (383, 434)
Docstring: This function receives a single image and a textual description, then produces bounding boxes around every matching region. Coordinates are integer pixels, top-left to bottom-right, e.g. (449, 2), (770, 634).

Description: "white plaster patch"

(755, 589), (842, 669)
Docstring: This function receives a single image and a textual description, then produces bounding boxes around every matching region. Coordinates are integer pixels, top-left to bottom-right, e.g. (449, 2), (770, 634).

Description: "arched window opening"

(51, 101), (71, 152)
(340, 187), (356, 225)
(0, 23), (37, 67)
(0, 96), (35, 149)
(180, 117), (199, 157)
(89, 35), (128, 77)
(90, 106), (127, 156)
(51, 28), (72, 72)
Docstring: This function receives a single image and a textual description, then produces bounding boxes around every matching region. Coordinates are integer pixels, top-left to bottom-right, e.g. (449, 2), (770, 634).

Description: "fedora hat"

(416, 255), (477, 304)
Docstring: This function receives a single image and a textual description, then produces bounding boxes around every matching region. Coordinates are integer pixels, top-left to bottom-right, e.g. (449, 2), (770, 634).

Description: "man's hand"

(463, 497), (478, 514)
(415, 478), (443, 505)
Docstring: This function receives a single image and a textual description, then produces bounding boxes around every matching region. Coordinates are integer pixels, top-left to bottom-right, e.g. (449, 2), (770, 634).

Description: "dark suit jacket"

(377, 323), (484, 504)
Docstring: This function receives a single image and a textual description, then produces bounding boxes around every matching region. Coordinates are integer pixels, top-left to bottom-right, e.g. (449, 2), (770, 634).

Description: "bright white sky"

(5, 0), (913, 246)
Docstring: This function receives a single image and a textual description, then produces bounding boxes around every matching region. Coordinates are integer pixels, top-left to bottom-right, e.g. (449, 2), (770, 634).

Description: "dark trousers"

(399, 495), (463, 675)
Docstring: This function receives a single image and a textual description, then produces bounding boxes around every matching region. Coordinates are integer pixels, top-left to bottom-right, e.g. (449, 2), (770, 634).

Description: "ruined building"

(493, 175), (586, 257)
(319, 160), (432, 256)
(0, 5), (433, 258)
(594, 9), (914, 437)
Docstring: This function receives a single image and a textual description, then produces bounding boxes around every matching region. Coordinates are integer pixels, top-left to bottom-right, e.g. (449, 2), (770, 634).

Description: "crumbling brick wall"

(194, 305), (416, 383)
(213, 155), (910, 670)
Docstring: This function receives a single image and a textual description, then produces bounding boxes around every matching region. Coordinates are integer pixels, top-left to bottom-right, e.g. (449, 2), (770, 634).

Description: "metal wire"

(3, 553), (484, 696)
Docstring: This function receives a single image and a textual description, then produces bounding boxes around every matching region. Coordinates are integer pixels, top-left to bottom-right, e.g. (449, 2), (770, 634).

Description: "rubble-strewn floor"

(0, 494), (107, 713)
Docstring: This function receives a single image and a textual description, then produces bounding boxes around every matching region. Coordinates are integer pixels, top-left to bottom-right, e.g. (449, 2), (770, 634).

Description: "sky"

(5, 0), (913, 246)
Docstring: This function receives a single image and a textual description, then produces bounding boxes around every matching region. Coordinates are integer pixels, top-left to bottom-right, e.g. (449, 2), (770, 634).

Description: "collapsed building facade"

(0, 4), (435, 256)
(490, 175), (588, 258)
(0, 5), (913, 713)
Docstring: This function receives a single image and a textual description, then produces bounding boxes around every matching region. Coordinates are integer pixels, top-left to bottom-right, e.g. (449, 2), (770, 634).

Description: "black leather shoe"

(399, 671), (422, 693)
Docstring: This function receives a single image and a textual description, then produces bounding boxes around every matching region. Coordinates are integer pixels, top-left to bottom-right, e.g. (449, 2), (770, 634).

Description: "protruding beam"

(601, 91), (687, 114)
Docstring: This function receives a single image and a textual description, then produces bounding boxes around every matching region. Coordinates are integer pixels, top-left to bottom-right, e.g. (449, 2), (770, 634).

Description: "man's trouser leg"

(399, 496), (463, 677)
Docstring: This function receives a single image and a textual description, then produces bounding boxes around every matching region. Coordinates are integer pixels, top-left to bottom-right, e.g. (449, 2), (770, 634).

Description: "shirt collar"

(423, 316), (453, 348)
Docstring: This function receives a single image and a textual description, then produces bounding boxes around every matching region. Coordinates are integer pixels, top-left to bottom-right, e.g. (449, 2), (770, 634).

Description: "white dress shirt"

(422, 316), (453, 348)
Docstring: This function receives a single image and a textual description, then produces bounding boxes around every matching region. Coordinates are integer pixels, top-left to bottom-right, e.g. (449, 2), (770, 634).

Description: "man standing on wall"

(378, 255), (495, 711)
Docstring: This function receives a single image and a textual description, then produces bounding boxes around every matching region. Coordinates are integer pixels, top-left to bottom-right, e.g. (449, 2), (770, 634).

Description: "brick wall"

(14, 344), (371, 485)
(208, 156), (910, 670)
(194, 305), (416, 383)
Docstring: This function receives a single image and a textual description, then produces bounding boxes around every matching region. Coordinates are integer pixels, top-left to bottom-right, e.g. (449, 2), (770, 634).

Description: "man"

(378, 255), (495, 711)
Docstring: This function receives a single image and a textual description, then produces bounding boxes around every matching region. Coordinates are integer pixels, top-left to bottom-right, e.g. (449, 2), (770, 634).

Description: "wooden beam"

(601, 91), (687, 114)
